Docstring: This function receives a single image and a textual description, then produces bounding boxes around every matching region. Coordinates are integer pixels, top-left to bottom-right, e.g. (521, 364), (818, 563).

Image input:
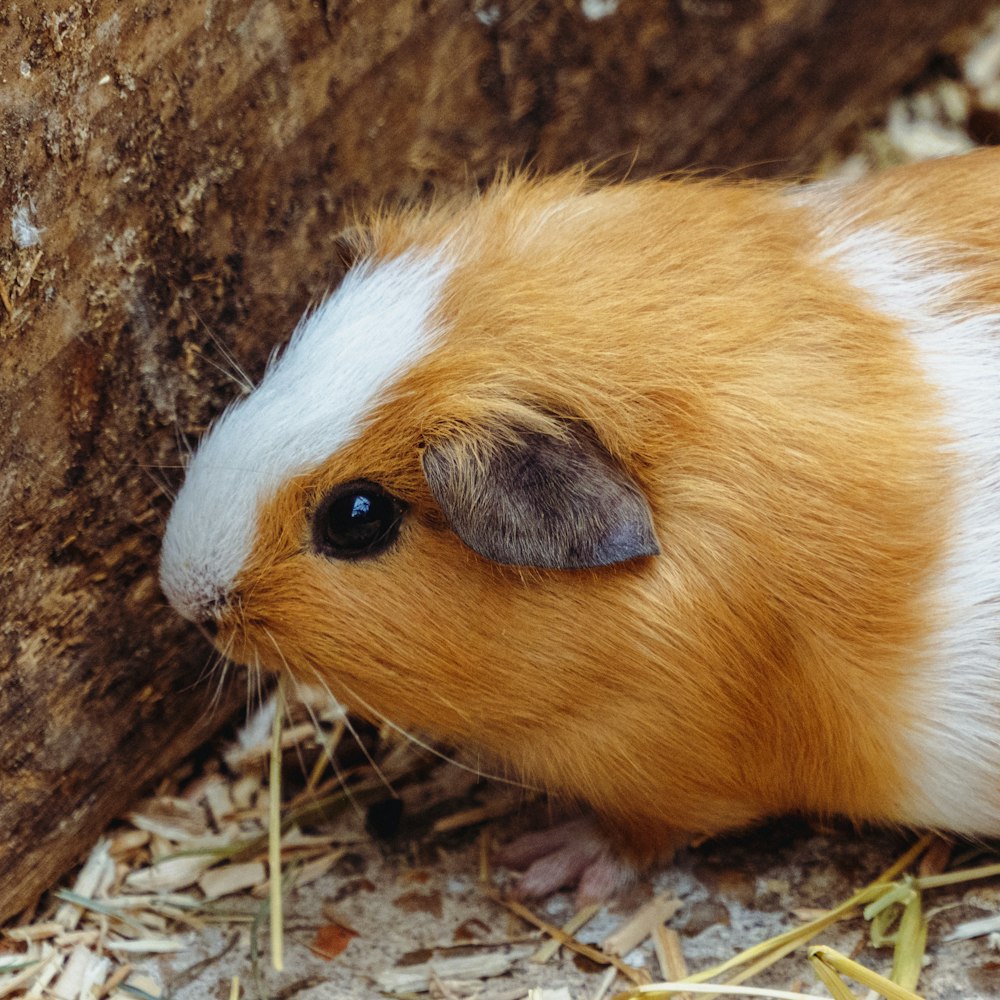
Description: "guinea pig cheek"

(216, 548), (399, 705)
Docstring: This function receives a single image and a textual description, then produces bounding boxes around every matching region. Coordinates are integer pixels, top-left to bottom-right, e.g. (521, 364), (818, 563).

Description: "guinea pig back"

(160, 150), (1000, 857)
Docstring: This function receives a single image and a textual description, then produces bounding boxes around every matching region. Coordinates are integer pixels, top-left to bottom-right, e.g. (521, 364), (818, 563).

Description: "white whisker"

(140, 464), (177, 505)
(285, 674), (372, 822)
(197, 349), (255, 396)
(209, 639), (235, 714)
(187, 302), (256, 395)
(299, 667), (401, 799)
(174, 423), (194, 468)
(334, 677), (538, 793)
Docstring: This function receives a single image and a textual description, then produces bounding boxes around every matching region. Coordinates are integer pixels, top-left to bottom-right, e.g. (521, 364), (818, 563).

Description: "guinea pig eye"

(312, 480), (406, 560)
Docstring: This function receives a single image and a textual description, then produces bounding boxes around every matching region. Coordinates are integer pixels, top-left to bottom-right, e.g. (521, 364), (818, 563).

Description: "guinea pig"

(160, 148), (1000, 899)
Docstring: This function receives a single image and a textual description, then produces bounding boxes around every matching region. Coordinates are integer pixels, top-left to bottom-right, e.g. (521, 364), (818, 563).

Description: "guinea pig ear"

(421, 421), (660, 570)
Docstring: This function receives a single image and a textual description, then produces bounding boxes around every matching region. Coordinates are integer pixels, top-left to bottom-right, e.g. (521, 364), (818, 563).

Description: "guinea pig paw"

(496, 818), (637, 903)
(574, 850), (638, 904)
(494, 817), (595, 869)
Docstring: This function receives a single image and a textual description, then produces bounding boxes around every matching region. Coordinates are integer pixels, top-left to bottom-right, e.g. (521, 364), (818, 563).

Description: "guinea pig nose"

(200, 618), (220, 640)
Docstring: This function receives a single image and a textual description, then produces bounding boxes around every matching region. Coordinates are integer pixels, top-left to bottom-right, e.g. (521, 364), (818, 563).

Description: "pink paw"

(495, 817), (637, 903)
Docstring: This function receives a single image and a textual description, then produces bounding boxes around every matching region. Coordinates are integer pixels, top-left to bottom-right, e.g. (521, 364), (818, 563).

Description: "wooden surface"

(0, 0), (992, 921)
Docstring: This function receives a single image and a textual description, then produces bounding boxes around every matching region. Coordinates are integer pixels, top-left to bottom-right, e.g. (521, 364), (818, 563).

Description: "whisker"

(232, 605), (270, 723)
(209, 637), (236, 715)
(197, 349), (256, 395)
(174, 422), (194, 469)
(333, 677), (538, 793)
(180, 629), (230, 699)
(193, 649), (218, 688)
(300, 667), (400, 799)
(195, 631), (231, 714)
(186, 301), (256, 395)
(246, 655), (259, 727)
(255, 631), (381, 807)
(139, 464), (177, 505)
(285, 674), (370, 823)
(258, 628), (295, 725)
(280, 676), (313, 780)
(202, 659), (225, 720)
(253, 657), (268, 718)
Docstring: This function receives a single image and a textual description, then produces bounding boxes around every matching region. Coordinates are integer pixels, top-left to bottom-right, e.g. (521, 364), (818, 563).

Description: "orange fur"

(218, 153), (1000, 856)
(807, 148), (1000, 305)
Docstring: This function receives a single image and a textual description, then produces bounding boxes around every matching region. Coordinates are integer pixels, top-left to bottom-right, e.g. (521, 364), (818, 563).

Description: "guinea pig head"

(159, 187), (671, 786)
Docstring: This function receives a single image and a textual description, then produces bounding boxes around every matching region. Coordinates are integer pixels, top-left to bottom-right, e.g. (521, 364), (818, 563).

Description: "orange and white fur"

(161, 150), (1000, 898)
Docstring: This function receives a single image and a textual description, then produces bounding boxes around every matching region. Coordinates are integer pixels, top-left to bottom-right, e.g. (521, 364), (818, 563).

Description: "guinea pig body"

(160, 149), (1000, 862)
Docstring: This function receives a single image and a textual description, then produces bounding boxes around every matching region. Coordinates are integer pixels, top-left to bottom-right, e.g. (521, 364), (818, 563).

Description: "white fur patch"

(814, 217), (1000, 832)
(160, 251), (451, 622)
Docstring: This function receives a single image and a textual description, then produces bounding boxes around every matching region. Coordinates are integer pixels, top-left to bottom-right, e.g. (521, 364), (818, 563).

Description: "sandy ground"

(12, 696), (1000, 1000)
(148, 786), (1000, 999)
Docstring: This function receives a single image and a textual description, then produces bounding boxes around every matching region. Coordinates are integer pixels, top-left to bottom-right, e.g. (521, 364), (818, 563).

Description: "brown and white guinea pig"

(161, 148), (1000, 898)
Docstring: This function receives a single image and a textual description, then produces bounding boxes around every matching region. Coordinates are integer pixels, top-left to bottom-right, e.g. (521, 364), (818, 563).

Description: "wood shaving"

(531, 904), (601, 964)
(375, 946), (535, 993)
(0, 690), (351, 999)
(653, 926), (691, 1000)
(197, 862), (266, 901)
(601, 893), (682, 958)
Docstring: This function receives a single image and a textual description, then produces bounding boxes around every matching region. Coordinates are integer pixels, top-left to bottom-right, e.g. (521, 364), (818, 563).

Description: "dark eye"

(312, 480), (406, 559)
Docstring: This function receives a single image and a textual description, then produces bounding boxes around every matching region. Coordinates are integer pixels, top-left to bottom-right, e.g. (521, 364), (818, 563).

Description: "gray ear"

(421, 421), (660, 570)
